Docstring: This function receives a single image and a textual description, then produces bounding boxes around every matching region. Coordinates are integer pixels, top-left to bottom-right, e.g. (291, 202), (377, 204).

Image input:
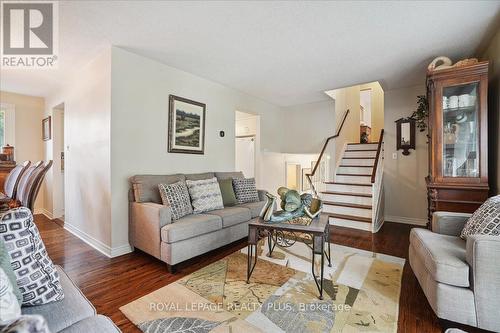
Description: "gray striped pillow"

(186, 177), (224, 214)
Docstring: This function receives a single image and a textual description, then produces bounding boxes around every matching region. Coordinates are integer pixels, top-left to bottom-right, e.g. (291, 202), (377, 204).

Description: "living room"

(1, 1), (500, 333)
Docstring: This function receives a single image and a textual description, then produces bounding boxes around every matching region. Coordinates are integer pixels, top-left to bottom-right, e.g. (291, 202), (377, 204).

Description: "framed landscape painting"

(168, 95), (206, 154)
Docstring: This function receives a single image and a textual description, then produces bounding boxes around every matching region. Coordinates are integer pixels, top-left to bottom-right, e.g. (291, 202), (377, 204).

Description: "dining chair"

(3, 161), (31, 199)
(15, 161), (44, 209)
(26, 160), (53, 212)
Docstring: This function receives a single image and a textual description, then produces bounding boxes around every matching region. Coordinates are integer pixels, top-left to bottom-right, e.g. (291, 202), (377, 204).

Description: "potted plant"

(411, 95), (429, 132)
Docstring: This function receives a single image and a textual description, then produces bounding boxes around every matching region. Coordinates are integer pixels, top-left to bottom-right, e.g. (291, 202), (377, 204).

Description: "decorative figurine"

(259, 186), (322, 223)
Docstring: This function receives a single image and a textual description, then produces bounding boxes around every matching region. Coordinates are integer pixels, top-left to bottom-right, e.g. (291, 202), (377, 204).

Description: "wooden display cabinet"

(426, 61), (489, 225)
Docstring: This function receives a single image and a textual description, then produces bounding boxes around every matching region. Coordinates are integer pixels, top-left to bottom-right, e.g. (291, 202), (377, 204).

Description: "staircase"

(320, 141), (384, 232)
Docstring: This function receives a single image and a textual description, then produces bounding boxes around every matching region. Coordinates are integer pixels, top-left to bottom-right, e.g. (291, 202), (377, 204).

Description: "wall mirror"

(395, 117), (416, 155)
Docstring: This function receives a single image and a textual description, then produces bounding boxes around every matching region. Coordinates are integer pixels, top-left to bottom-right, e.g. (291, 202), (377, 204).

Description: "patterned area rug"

(120, 239), (405, 333)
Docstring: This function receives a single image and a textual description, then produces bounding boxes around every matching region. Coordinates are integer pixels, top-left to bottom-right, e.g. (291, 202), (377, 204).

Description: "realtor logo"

(1, 1), (58, 68)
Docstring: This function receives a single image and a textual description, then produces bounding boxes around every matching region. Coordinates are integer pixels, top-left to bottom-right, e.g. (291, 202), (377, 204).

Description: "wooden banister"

(371, 129), (384, 183)
(307, 109), (350, 196)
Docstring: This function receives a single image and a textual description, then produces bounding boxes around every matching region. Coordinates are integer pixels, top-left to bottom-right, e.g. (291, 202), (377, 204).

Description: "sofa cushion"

(461, 195), (500, 239)
(186, 177), (224, 214)
(410, 228), (469, 287)
(158, 181), (192, 220)
(131, 174), (185, 203)
(59, 315), (119, 333)
(238, 201), (266, 218)
(232, 178), (259, 204)
(215, 171), (244, 181)
(218, 178), (238, 207)
(206, 207), (252, 228)
(161, 214), (222, 243)
(185, 172), (215, 181)
(1, 208), (64, 306)
(22, 266), (95, 333)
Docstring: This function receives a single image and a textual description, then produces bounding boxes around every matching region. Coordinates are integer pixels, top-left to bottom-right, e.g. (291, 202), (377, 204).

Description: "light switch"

(392, 152), (398, 160)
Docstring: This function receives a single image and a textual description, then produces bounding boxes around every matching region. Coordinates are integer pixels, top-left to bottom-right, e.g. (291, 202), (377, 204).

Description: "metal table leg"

(247, 225), (258, 284)
(311, 233), (325, 300)
(267, 230), (277, 257)
(325, 224), (332, 267)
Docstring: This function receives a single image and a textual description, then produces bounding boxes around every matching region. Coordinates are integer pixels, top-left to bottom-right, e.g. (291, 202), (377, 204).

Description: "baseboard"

(63, 223), (133, 258)
(34, 208), (53, 220)
(385, 215), (427, 226)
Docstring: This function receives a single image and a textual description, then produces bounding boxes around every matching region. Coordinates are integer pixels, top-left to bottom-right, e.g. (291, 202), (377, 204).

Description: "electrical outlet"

(392, 152), (398, 160)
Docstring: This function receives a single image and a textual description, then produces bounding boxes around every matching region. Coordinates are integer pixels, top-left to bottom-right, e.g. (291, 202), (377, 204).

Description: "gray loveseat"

(129, 172), (268, 272)
(409, 211), (500, 331)
(22, 266), (119, 332)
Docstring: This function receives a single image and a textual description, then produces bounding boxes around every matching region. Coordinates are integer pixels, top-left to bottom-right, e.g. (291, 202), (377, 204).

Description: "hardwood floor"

(35, 214), (487, 333)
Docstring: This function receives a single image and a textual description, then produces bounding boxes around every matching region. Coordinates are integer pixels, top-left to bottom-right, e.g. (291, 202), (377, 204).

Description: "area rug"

(120, 239), (405, 333)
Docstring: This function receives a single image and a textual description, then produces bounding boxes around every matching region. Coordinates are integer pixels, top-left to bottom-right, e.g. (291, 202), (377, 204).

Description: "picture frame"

(42, 116), (51, 141)
(168, 95), (206, 154)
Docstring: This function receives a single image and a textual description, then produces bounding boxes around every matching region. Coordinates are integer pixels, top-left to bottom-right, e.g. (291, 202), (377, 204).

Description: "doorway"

(235, 111), (259, 179)
(52, 104), (65, 220)
(360, 88), (372, 143)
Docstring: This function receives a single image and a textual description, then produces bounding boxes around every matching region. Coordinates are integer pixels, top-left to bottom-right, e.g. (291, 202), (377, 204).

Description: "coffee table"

(246, 213), (331, 299)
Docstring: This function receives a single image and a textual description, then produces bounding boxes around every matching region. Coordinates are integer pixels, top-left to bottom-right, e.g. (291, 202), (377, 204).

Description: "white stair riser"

(337, 166), (373, 175)
(341, 158), (375, 166)
(321, 194), (372, 206)
(323, 204), (372, 218)
(335, 175), (372, 184)
(346, 144), (379, 151)
(329, 217), (371, 231)
(325, 183), (372, 194)
(343, 150), (377, 158)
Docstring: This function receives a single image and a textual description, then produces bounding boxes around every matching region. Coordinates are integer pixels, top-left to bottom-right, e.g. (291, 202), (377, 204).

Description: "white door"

(235, 136), (255, 178)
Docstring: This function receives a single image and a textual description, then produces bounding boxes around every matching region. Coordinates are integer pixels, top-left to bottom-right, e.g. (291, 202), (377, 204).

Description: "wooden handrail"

(307, 109), (350, 196)
(371, 129), (385, 183)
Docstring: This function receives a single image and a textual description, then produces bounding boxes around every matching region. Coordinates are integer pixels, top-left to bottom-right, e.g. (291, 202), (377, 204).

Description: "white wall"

(384, 84), (428, 225)
(110, 47), (283, 249)
(0, 91), (45, 211)
(43, 48), (113, 254)
(280, 100), (336, 154)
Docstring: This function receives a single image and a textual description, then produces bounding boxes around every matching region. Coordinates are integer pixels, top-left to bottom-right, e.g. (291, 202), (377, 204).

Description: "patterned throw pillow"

(0, 267), (21, 325)
(461, 195), (500, 239)
(0, 208), (64, 306)
(158, 181), (193, 220)
(186, 177), (224, 214)
(232, 178), (259, 204)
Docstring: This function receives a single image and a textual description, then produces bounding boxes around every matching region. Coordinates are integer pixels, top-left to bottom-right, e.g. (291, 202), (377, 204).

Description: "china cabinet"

(426, 61), (489, 225)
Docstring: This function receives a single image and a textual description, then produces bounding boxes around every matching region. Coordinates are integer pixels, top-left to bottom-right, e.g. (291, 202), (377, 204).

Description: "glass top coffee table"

(246, 213), (331, 300)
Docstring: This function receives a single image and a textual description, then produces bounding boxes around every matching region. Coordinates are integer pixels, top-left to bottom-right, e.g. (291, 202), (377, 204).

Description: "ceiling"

(1, 1), (499, 106)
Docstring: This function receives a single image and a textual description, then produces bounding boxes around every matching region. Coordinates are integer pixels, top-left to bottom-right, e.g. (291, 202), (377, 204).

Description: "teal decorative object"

(260, 187), (322, 223)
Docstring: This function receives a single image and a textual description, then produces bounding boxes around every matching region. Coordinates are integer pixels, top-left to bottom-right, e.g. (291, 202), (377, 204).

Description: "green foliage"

(410, 95), (429, 132)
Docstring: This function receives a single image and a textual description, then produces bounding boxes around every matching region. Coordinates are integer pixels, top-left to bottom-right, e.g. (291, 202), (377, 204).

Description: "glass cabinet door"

(442, 82), (479, 178)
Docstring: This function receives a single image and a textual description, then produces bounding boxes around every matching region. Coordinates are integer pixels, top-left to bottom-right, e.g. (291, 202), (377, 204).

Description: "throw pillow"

(186, 177), (224, 214)
(158, 181), (193, 220)
(0, 239), (22, 306)
(0, 208), (64, 306)
(232, 178), (259, 204)
(218, 178), (237, 207)
(0, 315), (50, 333)
(461, 195), (500, 239)
(0, 268), (21, 325)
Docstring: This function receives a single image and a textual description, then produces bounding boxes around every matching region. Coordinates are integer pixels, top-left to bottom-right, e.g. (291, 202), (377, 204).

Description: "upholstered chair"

(26, 160), (53, 212)
(3, 161), (31, 199)
(409, 212), (500, 331)
(14, 161), (44, 210)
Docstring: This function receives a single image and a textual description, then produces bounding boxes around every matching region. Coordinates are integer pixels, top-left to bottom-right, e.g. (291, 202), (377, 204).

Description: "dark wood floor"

(35, 214), (487, 333)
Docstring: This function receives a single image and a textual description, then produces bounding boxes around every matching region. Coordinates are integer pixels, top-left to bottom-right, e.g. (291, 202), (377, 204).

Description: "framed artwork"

(42, 116), (51, 141)
(302, 168), (312, 191)
(168, 95), (206, 154)
(395, 117), (416, 155)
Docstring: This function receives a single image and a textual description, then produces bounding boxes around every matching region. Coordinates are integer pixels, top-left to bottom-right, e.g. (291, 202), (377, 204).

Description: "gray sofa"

(22, 266), (119, 332)
(129, 172), (268, 272)
(409, 211), (500, 332)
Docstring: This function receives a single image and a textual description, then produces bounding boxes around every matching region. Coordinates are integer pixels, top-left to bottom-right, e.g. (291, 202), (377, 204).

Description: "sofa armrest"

(431, 211), (472, 236)
(257, 189), (268, 202)
(465, 235), (500, 331)
(130, 202), (172, 259)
